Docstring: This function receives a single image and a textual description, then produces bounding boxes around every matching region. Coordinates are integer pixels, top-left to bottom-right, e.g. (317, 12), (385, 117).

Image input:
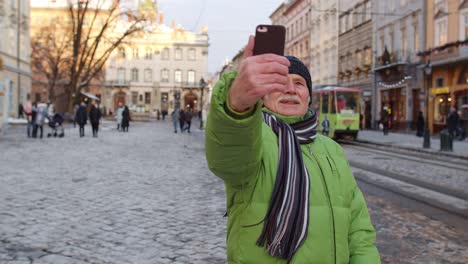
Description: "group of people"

(22, 101), (57, 139)
(74, 101), (102, 137)
(171, 108), (193, 133)
(115, 103), (131, 132)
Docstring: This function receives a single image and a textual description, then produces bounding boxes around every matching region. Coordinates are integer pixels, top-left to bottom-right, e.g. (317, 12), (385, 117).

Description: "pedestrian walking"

(24, 101), (33, 137)
(205, 37), (379, 263)
(171, 109), (180, 133)
(33, 103), (47, 139)
(89, 101), (102, 137)
(31, 102), (38, 138)
(179, 109), (186, 133)
(115, 103), (124, 131)
(75, 102), (88, 137)
(121, 106), (130, 132)
(321, 114), (330, 137)
(416, 111), (424, 137)
(184, 108), (192, 133)
(448, 107), (459, 137)
(380, 106), (390, 135)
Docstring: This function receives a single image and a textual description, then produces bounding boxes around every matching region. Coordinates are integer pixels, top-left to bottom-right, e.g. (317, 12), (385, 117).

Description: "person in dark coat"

(416, 111), (424, 137)
(447, 107), (459, 137)
(89, 102), (102, 137)
(179, 109), (186, 133)
(121, 106), (130, 132)
(380, 106), (389, 136)
(184, 108), (193, 133)
(75, 102), (88, 137)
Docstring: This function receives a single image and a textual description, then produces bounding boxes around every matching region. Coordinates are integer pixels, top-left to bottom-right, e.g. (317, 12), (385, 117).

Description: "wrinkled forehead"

(288, 73), (307, 83)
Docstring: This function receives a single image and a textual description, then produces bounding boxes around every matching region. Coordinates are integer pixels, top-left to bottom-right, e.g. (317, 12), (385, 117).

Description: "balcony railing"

(104, 80), (130, 87)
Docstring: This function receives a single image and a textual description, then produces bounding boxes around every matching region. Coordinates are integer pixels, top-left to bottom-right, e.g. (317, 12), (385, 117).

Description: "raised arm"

(205, 36), (290, 187)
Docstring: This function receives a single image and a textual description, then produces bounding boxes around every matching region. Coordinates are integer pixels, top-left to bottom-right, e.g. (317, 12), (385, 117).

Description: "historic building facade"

(337, 0), (373, 128)
(372, 0), (425, 131)
(309, 0), (339, 87)
(270, 0), (312, 68)
(0, 0), (32, 123)
(104, 23), (209, 116)
(420, 0), (468, 134)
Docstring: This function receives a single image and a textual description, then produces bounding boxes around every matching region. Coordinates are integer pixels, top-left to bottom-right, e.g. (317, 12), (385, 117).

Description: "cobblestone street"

(0, 120), (467, 263)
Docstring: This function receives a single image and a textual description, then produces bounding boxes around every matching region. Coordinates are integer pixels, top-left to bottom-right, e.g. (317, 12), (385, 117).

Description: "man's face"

(262, 74), (309, 116)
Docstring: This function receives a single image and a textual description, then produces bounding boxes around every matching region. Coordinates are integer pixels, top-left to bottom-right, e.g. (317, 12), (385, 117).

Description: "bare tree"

(31, 21), (71, 104)
(65, 0), (146, 112)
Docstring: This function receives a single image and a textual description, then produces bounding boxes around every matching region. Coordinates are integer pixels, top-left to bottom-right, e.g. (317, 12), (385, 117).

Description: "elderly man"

(205, 36), (380, 263)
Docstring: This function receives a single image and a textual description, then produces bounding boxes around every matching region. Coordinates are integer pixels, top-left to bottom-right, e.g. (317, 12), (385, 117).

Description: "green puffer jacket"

(205, 70), (380, 264)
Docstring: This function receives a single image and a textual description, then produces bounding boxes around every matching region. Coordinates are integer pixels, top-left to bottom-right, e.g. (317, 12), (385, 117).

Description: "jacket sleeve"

(348, 177), (381, 263)
(205, 70), (263, 187)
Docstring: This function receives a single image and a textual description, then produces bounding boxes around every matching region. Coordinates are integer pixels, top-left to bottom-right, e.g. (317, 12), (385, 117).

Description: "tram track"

(339, 141), (468, 221)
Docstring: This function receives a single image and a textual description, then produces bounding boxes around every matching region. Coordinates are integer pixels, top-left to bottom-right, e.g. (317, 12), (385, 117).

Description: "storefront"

(429, 86), (451, 133)
(380, 87), (407, 130)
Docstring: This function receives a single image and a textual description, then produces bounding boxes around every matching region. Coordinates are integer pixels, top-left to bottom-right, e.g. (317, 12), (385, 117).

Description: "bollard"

(440, 129), (453, 151)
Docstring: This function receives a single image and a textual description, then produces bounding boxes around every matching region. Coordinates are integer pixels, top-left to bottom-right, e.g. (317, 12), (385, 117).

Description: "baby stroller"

(47, 113), (65, 138)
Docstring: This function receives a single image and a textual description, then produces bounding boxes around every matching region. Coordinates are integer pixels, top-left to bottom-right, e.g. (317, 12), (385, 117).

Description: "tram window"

(311, 92), (320, 113)
(322, 93), (329, 113)
(336, 91), (358, 114)
(330, 92), (336, 113)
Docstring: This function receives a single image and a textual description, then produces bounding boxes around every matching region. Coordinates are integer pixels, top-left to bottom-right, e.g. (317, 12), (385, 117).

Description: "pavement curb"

(352, 139), (468, 161)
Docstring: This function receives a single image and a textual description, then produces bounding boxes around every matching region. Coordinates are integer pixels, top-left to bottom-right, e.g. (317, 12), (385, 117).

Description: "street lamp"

(423, 61), (432, 148)
(199, 77), (206, 129)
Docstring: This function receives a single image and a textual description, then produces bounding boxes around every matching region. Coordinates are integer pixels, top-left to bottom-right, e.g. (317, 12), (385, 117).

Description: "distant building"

(372, 0), (425, 131)
(421, 0), (468, 134)
(104, 22), (209, 116)
(0, 0), (32, 122)
(337, 0), (373, 129)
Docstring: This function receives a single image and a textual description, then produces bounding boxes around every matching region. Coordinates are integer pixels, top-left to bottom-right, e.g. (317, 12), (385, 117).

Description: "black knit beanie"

(285, 56), (312, 98)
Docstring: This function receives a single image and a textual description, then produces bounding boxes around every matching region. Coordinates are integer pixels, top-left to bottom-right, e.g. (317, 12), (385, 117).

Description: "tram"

(311, 86), (361, 139)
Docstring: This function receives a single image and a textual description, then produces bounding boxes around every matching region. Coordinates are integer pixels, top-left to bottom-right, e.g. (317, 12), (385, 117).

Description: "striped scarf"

(257, 110), (318, 262)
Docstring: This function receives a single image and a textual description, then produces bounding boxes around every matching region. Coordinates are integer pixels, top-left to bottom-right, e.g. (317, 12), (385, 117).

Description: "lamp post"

(199, 77), (206, 129)
(423, 61), (432, 148)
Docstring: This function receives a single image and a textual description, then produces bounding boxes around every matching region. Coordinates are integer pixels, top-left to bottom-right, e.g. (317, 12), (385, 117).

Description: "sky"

(155, 0), (282, 74)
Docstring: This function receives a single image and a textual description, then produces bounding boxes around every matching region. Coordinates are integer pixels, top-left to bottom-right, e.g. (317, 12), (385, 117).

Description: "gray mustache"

(278, 95), (301, 103)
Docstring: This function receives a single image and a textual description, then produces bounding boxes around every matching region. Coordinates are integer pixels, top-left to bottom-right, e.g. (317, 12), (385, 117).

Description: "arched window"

(175, 48), (182, 60)
(174, 69), (182, 83)
(131, 68), (139, 82)
(144, 68), (152, 83)
(161, 69), (169, 82)
(162, 48), (170, 60)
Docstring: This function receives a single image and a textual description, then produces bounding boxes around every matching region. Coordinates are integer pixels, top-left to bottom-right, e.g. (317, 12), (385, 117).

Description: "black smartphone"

(253, 24), (286, 56)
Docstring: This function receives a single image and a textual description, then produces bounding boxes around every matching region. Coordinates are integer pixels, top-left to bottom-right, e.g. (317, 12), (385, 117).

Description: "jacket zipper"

(308, 145), (337, 264)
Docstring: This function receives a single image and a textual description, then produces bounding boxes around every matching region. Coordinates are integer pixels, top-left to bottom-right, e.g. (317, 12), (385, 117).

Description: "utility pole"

(16, 0), (21, 117)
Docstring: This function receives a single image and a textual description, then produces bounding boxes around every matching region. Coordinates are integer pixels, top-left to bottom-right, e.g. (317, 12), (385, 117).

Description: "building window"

(435, 18), (448, 46)
(175, 48), (182, 60)
(139, 94), (143, 102)
(356, 50), (362, 66)
(174, 69), (182, 83)
(118, 47), (126, 59)
(132, 48), (139, 59)
(356, 5), (362, 25)
(161, 48), (170, 60)
(461, 9), (468, 40)
(188, 48), (196, 60)
(364, 48), (372, 65)
(145, 92), (151, 104)
(132, 92), (138, 105)
(414, 24), (419, 52)
(145, 47), (152, 60)
(131, 68), (139, 82)
(188, 70), (195, 84)
(401, 28), (407, 58)
(144, 68), (152, 83)
(436, 77), (444, 87)
(365, 1), (371, 21)
(161, 69), (169, 83)
(117, 68), (126, 84)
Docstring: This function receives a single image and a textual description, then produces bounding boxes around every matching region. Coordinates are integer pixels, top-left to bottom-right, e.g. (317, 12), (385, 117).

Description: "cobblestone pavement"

(344, 146), (468, 195)
(0, 121), (467, 263)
